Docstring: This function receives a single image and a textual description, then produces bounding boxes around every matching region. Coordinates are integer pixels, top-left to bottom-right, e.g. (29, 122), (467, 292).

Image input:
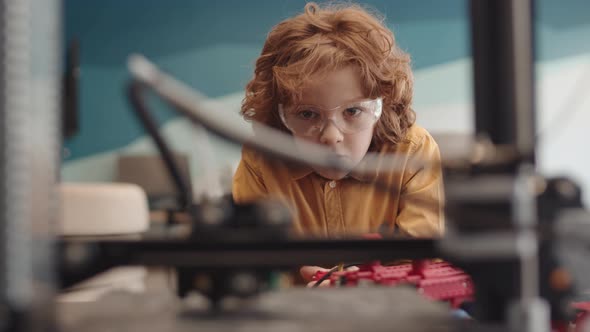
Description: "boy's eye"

(344, 107), (363, 117)
(296, 109), (319, 120)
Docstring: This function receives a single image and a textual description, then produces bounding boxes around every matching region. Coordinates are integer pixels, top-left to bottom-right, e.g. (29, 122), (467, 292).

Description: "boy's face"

(291, 66), (376, 180)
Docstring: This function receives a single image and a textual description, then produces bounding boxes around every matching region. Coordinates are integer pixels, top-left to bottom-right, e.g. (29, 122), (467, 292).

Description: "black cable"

(127, 81), (193, 211)
(312, 263), (358, 288)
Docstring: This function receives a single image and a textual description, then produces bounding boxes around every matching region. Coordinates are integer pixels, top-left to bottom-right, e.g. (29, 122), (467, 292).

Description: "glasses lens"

(281, 106), (323, 135)
(336, 99), (382, 133)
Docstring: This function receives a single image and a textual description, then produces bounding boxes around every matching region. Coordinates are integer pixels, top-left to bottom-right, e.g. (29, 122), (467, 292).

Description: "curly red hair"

(241, 2), (415, 148)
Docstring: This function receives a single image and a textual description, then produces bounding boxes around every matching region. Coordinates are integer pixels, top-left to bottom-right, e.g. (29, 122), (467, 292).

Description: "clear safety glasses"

(279, 98), (382, 137)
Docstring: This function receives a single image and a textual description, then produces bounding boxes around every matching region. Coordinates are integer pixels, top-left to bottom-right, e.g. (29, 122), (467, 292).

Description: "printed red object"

(313, 260), (473, 309)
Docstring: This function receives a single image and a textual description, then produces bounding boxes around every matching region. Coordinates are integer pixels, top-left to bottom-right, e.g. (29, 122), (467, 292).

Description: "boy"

(233, 3), (443, 246)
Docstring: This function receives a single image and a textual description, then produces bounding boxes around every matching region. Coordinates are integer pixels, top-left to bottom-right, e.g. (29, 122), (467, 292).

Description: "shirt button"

(329, 181), (337, 189)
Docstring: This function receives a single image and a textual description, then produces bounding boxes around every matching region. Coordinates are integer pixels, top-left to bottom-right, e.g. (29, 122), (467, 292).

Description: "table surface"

(57, 269), (455, 332)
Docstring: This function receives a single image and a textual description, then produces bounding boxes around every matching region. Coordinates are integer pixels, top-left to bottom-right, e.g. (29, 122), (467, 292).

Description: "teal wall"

(64, 0), (472, 161)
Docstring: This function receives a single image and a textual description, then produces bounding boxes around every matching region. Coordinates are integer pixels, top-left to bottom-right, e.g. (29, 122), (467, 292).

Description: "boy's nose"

(319, 121), (343, 145)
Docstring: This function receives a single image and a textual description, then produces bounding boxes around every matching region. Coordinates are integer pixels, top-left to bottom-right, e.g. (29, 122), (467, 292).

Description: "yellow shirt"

(232, 125), (444, 238)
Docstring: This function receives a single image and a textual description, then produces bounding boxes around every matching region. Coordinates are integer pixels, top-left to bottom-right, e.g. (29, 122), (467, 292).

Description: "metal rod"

(60, 238), (438, 278)
(127, 81), (193, 210)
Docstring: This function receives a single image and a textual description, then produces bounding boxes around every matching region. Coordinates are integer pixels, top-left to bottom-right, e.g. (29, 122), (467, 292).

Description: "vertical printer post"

(470, 0), (536, 169)
(0, 0), (61, 331)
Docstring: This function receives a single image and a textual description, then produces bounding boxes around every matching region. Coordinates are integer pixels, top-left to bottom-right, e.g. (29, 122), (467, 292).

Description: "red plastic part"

(312, 260), (474, 309)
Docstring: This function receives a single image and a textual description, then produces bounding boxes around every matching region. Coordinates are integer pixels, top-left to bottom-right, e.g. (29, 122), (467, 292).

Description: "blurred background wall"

(61, 0), (590, 205)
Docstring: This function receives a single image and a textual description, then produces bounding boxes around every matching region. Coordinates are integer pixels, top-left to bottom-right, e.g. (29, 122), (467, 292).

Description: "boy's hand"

(299, 265), (359, 288)
(299, 266), (330, 287)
